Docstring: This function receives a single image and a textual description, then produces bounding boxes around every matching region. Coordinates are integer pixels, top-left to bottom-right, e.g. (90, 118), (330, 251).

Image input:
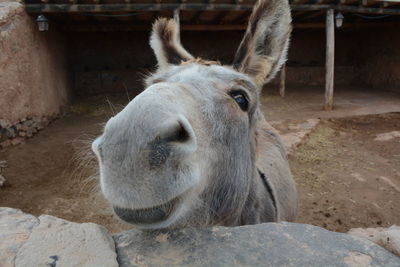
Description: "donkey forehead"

(148, 63), (258, 92)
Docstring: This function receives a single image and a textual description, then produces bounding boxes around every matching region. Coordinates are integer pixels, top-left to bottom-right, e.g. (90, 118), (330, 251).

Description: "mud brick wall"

(0, 2), (70, 125)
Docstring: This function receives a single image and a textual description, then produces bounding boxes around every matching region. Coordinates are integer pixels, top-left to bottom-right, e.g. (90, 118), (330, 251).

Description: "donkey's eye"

(230, 90), (249, 111)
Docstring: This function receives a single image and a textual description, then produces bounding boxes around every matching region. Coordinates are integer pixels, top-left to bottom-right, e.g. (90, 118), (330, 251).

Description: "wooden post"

(173, 9), (180, 43)
(279, 64), (286, 97)
(324, 9), (335, 111)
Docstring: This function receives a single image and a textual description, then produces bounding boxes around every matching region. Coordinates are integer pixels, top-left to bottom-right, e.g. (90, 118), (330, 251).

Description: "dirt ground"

(0, 91), (399, 233)
(290, 113), (400, 232)
(0, 113), (131, 233)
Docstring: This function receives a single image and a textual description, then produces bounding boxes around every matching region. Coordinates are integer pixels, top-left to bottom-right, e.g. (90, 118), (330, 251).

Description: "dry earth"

(0, 95), (399, 233)
(291, 113), (400, 232)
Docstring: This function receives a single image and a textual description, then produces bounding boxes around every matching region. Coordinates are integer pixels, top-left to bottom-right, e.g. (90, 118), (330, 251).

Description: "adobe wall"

(0, 2), (70, 125)
(351, 27), (400, 91)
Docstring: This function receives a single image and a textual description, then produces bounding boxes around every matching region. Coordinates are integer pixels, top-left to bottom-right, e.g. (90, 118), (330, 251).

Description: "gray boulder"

(1, 208), (399, 267)
(348, 226), (400, 257)
(114, 222), (400, 267)
(0, 208), (118, 267)
(15, 214), (118, 267)
(0, 208), (39, 267)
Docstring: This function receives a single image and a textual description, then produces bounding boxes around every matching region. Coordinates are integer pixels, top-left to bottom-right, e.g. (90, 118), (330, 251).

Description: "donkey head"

(92, 0), (292, 229)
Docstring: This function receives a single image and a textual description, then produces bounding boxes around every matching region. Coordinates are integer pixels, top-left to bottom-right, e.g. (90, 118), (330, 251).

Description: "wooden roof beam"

(291, 0), (309, 3)
(231, 11), (250, 24)
(300, 9), (326, 20)
(189, 10), (203, 24)
(292, 4), (396, 14)
(360, 0), (377, 7)
(338, 0), (359, 4)
(25, 3), (400, 15)
(382, 1), (400, 8)
(59, 20), (400, 32)
(210, 11), (229, 24)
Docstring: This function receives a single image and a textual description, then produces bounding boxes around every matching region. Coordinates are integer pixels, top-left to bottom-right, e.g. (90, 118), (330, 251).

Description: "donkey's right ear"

(232, 0), (292, 88)
(150, 18), (194, 70)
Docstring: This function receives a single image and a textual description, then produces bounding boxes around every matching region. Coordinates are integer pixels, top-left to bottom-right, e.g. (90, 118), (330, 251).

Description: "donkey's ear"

(150, 18), (194, 70)
(233, 0), (292, 88)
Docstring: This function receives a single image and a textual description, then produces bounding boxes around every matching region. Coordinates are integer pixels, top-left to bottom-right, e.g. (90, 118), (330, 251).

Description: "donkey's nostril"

(159, 119), (192, 144)
(166, 121), (190, 143)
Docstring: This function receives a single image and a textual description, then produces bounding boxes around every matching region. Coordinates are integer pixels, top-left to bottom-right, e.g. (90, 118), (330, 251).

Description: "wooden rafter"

(25, 2), (400, 15)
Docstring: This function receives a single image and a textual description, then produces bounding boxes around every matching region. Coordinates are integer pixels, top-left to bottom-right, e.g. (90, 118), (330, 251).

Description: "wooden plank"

(293, 4), (399, 14)
(382, 0), (400, 8)
(25, 3), (249, 13)
(299, 9), (325, 21)
(58, 21), (400, 32)
(324, 8), (335, 111)
(189, 10), (203, 24)
(174, 9), (180, 43)
(210, 11), (229, 24)
(279, 64), (286, 97)
(25, 3), (400, 15)
(61, 23), (245, 31)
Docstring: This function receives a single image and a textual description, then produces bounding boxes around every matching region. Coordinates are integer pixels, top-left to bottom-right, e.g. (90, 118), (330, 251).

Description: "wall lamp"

(335, 12), (344, 28)
(36, 14), (49, 32)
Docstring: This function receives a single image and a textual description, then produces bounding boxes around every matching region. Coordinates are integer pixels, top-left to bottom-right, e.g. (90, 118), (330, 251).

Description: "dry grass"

(290, 120), (341, 187)
(69, 94), (129, 117)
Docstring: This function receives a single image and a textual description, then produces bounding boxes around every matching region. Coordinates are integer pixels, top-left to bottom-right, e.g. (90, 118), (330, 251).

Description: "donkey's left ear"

(150, 18), (194, 70)
(233, 0), (292, 88)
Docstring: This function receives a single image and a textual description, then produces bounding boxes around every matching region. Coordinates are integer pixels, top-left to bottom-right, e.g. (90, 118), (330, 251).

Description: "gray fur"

(92, 0), (297, 229)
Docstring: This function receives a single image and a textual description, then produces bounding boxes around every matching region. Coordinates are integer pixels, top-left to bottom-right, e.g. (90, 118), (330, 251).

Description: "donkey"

(92, 0), (297, 229)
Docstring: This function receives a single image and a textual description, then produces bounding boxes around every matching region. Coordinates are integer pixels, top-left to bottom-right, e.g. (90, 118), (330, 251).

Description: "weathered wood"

(58, 21), (400, 32)
(174, 8), (180, 43)
(24, 3), (400, 15)
(324, 9), (335, 111)
(279, 64), (286, 97)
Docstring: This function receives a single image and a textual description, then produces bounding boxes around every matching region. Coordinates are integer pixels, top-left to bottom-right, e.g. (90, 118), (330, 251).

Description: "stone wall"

(1, 208), (399, 266)
(0, 115), (58, 148)
(0, 3), (70, 128)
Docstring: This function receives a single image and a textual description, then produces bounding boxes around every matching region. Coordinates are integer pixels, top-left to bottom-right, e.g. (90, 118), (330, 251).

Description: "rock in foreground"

(349, 226), (400, 257)
(0, 208), (118, 267)
(114, 223), (400, 267)
(0, 208), (399, 267)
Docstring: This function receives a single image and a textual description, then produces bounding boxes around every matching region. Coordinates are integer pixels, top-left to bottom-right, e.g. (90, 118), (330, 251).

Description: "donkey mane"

(181, 58), (221, 66)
